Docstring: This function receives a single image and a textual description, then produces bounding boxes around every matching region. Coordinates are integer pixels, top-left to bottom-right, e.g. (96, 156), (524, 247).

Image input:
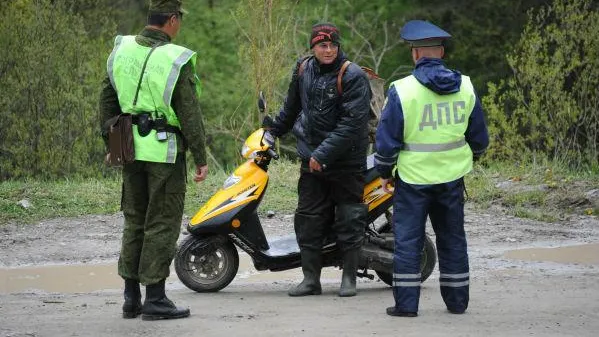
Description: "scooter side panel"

(363, 178), (392, 212)
(187, 204), (246, 234)
(190, 160), (268, 226)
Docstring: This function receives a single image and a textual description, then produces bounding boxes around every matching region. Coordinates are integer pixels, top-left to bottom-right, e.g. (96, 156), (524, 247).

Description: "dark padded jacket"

(269, 54), (371, 171)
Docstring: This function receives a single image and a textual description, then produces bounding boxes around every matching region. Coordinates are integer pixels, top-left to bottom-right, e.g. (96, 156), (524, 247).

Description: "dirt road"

(1, 209), (599, 336)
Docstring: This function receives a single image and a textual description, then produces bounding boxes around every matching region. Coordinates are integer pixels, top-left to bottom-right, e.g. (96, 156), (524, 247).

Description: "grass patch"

(0, 178), (121, 225)
(512, 206), (558, 223)
(1, 158), (597, 225)
(1, 158), (301, 226)
(466, 159), (599, 221)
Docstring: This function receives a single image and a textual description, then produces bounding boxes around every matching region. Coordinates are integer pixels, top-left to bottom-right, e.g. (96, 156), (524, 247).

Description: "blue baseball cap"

(400, 20), (451, 47)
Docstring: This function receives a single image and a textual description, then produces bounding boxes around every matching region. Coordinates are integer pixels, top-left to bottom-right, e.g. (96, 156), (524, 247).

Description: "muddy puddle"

(5, 243), (596, 294)
(0, 254), (340, 294)
(504, 243), (599, 265)
(0, 263), (122, 294)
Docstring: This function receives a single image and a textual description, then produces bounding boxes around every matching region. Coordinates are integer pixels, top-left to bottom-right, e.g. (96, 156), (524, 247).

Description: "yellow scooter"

(174, 97), (437, 292)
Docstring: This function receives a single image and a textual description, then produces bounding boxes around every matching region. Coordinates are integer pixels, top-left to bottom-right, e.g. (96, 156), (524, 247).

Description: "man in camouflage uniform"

(99, 0), (207, 320)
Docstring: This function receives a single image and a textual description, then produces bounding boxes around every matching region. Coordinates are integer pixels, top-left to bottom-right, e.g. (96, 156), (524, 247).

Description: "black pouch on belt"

(136, 113), (152, 137)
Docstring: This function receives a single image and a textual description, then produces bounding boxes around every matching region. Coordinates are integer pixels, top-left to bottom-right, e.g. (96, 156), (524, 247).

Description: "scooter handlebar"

(267, 148), (279, 160)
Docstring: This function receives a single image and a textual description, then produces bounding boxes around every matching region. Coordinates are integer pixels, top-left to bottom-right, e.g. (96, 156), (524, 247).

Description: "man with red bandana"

(263, 23), (372, 297)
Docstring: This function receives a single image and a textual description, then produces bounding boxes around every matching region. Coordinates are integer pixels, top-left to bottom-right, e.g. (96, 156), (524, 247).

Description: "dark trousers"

(295, 164), (365, 251)
(118, 153), (187, 285)
(392, 177), (469, 313)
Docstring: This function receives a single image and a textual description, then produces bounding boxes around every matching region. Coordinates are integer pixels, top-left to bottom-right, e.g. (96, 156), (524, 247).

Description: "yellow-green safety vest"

(107, 35), (200, 163)
(392, 74), (475, 184)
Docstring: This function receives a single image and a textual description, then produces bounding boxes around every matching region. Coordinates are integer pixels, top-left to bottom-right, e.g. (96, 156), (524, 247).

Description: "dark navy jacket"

(268, 54), (372, 171)
(374, 58), (489, 179)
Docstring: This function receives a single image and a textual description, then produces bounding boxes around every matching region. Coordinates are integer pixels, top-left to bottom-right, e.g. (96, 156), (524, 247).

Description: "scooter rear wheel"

(374, 212), (437, 285)
(374, 234), (437, 286)
(175, 235), (239, 292)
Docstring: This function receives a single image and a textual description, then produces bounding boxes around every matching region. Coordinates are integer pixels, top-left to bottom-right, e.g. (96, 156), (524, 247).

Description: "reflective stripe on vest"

(392, 75), (475, 184)
(107, 35), (199, 163)
(403, 138), (466, 152)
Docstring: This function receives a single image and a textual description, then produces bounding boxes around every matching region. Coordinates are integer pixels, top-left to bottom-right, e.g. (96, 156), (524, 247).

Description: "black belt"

(131, 114), (182, 134)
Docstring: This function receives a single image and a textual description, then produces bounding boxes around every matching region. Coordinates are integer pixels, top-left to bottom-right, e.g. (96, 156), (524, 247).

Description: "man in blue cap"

(374, 20), (489, 317)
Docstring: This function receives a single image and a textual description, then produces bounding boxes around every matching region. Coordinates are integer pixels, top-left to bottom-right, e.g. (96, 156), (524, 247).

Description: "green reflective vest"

(107, 35), (199, 163)
(392, 75), (475, 184)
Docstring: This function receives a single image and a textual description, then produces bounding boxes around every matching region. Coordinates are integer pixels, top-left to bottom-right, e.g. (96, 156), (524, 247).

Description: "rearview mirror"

(258, 91), (266, 113)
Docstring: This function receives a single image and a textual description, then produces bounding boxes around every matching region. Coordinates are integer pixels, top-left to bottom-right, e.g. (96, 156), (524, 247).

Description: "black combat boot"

(339, 249), (359, 297)
(288, 249), (322, 296)
(122, 279), (142, 318)
(141, 280), (190, 320)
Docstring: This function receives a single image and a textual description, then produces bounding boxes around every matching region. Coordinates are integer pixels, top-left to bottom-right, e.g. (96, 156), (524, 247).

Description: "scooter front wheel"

(175, 235), (239, 292)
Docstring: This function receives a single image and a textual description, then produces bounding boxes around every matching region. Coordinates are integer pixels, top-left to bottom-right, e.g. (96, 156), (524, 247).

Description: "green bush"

(0, 0), (111, 179)
(483, 0), (599, 168)
(2, 0), (583, 179)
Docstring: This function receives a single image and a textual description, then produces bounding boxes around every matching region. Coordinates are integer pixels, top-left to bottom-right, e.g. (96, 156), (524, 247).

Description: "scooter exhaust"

(360, 241), (394, 272)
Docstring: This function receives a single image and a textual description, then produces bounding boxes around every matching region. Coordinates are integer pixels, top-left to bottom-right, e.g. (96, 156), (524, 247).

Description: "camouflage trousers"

(117, 153), (186, 286)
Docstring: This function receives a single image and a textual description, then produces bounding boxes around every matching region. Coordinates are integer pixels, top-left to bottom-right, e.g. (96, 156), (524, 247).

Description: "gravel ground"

(1, 207), (598, 336)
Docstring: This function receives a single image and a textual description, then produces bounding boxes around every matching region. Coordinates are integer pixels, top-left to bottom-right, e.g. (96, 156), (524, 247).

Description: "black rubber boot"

(141, 280), (190, 320)
(334, 204), (367, 297)
(339, 249), (359, 297)
(288, 249), (322, 296)
(122, 279), (142, 319)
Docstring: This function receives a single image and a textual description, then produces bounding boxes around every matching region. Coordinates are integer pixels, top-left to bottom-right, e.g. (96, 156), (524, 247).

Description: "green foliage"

(176, 0), (248, 168)
(0, 0), (110, 179)
(410, 0), (548, 94)
(234, 0), (298, 124)
(483, 0), (599, 167)
(1, 0), (586, 178)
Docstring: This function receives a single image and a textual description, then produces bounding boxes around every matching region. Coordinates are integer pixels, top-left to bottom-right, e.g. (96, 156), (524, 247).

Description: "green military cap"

(149, 0), (188, 14)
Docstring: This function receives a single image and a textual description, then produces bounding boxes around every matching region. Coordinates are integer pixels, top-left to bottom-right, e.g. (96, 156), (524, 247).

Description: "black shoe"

(141, 280), (190, 320)
(122, 279), (142, 319)
(142, 297), (190, 320)
(447, 308), (466, 314)
(386, 306), (418, 317)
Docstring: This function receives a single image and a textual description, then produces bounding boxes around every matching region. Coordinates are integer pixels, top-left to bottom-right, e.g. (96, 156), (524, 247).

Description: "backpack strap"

(297, 56), (310, 77)
(337, 60), (352, 95)
(299, 58), (352, 95)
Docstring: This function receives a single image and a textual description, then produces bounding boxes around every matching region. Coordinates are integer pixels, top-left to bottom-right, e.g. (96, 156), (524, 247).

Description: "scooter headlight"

(223, 174), (241, 189)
